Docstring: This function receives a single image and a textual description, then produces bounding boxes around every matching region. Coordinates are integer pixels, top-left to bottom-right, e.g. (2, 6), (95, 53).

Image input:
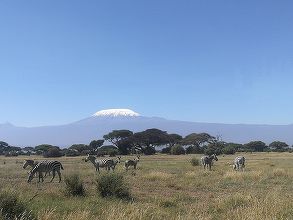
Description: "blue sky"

(0, 0), (293, 126)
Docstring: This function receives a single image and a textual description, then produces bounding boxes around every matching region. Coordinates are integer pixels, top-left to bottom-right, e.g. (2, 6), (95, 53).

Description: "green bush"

(0, 191), (34, 220)
(64, 174), (85, 197)
(190, 157), (200, 166)
(186, 146), (204, 154)
(222, 146), (236, 155)
(96, 173), (131, 200)
(170, 144), (185, 155)
(161, 147), (171, 154)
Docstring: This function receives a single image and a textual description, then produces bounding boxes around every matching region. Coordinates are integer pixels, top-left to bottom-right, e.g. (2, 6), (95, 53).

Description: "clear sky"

(0, 0), (293, 127)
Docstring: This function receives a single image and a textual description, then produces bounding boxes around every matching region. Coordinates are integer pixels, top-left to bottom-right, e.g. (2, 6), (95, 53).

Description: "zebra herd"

(22, 154), (141, 183)
(200, 154), (246, 171)
(22, 154), (245, 183)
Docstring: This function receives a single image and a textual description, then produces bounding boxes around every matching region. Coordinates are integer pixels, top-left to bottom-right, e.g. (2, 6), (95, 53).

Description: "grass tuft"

(64, 174), (86, 197)
(96, 173), (131, 200)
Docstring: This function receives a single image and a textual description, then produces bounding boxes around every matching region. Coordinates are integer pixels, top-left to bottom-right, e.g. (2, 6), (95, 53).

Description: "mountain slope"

(1, 109), (293, 146)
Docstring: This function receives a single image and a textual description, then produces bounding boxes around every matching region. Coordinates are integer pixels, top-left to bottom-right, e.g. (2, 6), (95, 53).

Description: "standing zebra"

(125, 155), (140, 171)
(85, 154), (114, 173)
(27, 160), (64, 183)
(110, 156), (121, 171)
(201, 154), (218, 170)
(233, 156), (245, 171)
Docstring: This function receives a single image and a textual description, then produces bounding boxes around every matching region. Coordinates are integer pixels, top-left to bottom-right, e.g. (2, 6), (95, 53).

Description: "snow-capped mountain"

(92, 109), (140, 117)
(1, 109), (293, 147)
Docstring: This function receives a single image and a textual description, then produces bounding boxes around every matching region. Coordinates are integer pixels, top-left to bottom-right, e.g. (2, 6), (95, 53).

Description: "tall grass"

(1, 153), (293, 219)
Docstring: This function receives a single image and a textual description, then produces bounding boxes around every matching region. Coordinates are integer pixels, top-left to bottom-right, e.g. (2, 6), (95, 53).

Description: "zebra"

(125, 155), (140, 171)
(201, 154), (218, 170)
(27, 160), (64, 183)
(85, 154), (115, 173)
(110, 156), (121, 171)
(23, 159), (51, 176)
(23, 159), (38, 169)
(233, 156), (245, 171)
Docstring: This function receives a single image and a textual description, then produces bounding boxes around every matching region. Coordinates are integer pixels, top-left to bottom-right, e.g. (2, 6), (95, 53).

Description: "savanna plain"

(0, 153), (293, 220)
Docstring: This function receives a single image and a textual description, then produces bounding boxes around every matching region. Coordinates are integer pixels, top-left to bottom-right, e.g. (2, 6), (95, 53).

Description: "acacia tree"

(167, 134), (183, 148)
(244, 141), (267, 152)
(181, 132), (215, 153)
(103, 130), (133, 155)
(89, 139), (104, 152)
(269, 141), (289, 152)
(132, 128), (170, 155)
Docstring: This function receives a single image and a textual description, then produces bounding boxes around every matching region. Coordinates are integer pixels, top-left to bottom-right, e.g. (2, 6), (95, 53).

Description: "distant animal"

(125, 155), (140, 171)
(27, 160), (64, 183)
(85, 154), (114, 173)
(201, 154), (218, 170)
(233, 156), (245, 171)
(110, 156), (121, 171)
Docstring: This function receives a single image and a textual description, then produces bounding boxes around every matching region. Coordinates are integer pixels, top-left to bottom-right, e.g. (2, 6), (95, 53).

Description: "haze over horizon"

(1, 1), (293, 127)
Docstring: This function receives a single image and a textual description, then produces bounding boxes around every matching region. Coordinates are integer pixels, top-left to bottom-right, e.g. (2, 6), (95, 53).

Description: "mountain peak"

(92, 109), (140, 117)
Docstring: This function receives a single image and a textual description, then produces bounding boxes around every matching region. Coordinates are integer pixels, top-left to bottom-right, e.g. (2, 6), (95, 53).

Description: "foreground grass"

(0, 153), (293, 219)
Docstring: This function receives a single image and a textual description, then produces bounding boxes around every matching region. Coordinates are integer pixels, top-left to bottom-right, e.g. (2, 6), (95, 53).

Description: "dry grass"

(0, 153), (293, 219)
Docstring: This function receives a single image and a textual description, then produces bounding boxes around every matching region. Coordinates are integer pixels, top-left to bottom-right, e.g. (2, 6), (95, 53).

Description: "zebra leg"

(38, 172), (42, 183)
(50, 170), (56, 182)
(209, 163), (211, 171)
(57, 170), (62, 183)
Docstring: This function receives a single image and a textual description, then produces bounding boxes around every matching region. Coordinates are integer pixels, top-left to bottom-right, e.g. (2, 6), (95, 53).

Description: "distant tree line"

(1, 129), (293, 157)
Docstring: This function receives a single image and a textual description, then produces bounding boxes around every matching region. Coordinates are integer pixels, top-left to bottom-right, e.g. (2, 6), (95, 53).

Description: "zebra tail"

(60, 163), (64, 170)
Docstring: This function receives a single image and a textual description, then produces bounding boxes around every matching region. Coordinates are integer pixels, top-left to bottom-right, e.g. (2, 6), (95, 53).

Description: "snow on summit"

(92, 109), (140, 117)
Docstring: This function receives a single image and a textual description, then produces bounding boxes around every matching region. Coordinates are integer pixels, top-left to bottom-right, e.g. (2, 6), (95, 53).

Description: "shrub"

(190, 157), (200, 166)
(96, 173), (131, 200)
(43, 148), (63, 158)
(161, 147), (171, 154)
(64, 174), (85, 197)
(143, 146), (156, 155)
(108, 149), (119, 157)
(0, 191), (34, 220)
(186, 146), (204, 154)
(170, 144), (185, 155)
(222, 146), (236, 155)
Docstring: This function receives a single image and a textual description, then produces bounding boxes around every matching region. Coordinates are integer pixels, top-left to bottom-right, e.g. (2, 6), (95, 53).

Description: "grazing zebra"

(125, 155), (140, 171)
(233, 156), (245, 171)
(23, 159), (38, 169)
(85, 154), (114, 173)
(23, 159), (51, 176)
(27, 160), (64, 183)
(201, 154), (218, 170)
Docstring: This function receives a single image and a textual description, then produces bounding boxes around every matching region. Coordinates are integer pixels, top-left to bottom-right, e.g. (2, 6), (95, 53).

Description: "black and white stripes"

(233, 156), (245, 171)
(125, 155), (140, 171)
(85, 154), (120, 173)
(27, 160), (64, 183)
(201, 154), (218, 170)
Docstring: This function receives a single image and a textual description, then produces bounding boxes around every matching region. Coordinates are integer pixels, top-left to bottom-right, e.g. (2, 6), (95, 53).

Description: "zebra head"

(212, 154), (218, 161)
(85, 154), (95, 162)
(135, 155), (140, 161)
(27, 171), (34, 183)
(23, 160), (33, 169)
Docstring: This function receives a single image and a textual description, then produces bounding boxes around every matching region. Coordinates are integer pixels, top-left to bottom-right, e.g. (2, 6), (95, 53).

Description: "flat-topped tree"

(244, 141), (267, 152)
(103, 130), (133, 155)
(182, 132), (215, 148)
(132, 128), (170, 155)
(89, 140), (104, 152)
